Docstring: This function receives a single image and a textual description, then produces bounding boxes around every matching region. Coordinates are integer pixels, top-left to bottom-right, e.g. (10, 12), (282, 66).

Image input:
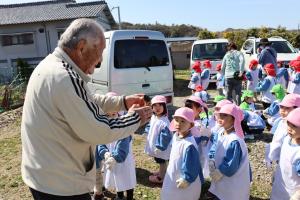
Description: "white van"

(241, 36), (299, 70)
(88, 30), (174, 104)
(190, 39), (228, 83)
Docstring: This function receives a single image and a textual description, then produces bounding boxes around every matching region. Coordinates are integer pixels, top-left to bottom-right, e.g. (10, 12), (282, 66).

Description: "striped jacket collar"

(52, 47), (91, 82)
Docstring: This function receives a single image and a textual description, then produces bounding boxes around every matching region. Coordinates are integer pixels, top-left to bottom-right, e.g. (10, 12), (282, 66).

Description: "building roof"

(0, 0), (116, 26)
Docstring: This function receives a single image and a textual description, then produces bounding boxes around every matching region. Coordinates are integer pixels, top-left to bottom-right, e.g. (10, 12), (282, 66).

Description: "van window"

(192, 43), (227, 60)
(255, 41), (295, 53)
(114, 40), (169, 68)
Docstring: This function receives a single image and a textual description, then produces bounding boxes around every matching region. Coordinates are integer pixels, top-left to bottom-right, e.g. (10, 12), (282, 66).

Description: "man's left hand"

(125, 94), (147, 110)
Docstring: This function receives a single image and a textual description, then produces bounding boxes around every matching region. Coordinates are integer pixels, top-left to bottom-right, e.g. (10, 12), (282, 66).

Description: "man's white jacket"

(21, 47), (141, 195)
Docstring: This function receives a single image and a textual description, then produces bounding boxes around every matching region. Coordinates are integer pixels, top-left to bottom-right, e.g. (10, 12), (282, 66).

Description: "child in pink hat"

(270, 108), (300, 200)
(207, 104), (250, 200)
(161, 107), (203, 200)
(95, 92), (136, 200)
(267, 93), (300, 164)
(201, 60), (211, 91)
(144, 95), (172, 184)
(185, 95), (211, 178)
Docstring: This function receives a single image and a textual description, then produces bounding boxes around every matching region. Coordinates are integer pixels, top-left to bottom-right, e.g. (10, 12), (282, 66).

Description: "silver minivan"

(88, 30), (174, 104)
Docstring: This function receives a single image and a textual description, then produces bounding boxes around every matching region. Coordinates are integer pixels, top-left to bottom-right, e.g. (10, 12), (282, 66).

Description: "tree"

(197, 29), (216, 39)
(16, 59), (33, 82)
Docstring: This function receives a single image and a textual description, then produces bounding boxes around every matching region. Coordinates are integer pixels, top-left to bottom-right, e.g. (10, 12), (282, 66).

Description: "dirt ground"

(0, 70), (274, 200)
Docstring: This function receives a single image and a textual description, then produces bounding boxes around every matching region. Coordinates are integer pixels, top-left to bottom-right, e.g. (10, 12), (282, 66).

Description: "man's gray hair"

(58, 18), (104, 49)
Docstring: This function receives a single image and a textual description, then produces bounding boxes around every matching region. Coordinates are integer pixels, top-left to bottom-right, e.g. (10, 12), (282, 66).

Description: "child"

(263, 84), (285, 131)
(245, 59), (260, 98)
(201, 60), (211, 90)
(256, 63), (277, 109)
(144, 95), (172, 184)
(95, 92), (136, 200)
(276, 60), (289, 89)
(240, 90), (257, 112)
(267, 94), (300, 165)
(161, 107), (203, 200)
(211, 98), (232, 134)
(207, 104), (250, 200)
(185, 95), (211, 178)
(188, 61), (202, 92)
(287, 60), (300, 95)
(270, 108), (300, 200)
(193, 85), (209, 103)
(213, 63), (225, 95)
(240, 102), (266, 140)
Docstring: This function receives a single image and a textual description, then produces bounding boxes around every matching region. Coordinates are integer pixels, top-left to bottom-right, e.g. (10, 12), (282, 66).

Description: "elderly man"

(21, 18), (152, 200)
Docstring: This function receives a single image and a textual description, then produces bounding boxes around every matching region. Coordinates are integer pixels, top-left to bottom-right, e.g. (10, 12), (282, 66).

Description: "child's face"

(107, 112), (118, 118)
(152, 103), (164, 116)
(245, 97), (254, 104)
(173, 116), (193, 136)
(287, 121), (300, 142)
(279, 105), (294, 118)
(217, 113), (234, 130)
(252, 65), (257, 70)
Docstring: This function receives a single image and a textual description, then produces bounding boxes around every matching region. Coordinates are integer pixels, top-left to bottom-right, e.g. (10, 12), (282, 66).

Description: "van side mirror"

(186, 53), (191, 59)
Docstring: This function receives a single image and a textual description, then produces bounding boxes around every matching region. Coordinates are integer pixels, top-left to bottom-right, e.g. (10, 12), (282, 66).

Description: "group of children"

(90, 57), (300, 200)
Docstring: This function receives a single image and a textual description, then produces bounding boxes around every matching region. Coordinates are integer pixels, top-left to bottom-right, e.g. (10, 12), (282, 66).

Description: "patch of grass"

(174, 69), (190, 80)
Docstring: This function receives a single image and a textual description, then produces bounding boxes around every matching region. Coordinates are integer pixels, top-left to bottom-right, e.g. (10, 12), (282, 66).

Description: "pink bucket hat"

(106, 91), (118, 97)
(218, 104), (244, 139)
(169, 107), (194, 132)
(279, 94), (300, 108)
(215, 99), (232, 109)
(151, 95), (166, 105)
(286, 107), (300, 127)
(186, 95), (207, 108)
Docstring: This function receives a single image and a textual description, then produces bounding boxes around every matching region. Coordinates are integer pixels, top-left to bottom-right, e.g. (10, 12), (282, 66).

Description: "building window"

(1, 33), (34, 46)
(57, 30), (65, 40)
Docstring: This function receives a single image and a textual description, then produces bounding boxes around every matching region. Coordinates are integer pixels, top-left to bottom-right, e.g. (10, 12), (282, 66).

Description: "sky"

(0, 0), (299, 31)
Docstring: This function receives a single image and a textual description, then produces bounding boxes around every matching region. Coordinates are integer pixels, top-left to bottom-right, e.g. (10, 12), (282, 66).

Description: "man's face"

(80, 37), (105, 75)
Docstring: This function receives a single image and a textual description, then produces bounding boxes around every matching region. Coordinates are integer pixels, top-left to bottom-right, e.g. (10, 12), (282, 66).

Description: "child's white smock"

(188, 72), (201, 90)
(104, 140), (136, 192)
(270, 136), (300, 200)
(287, 72), (300, 94)
(201, 68), (210, 90)
(209, 132), (250, 200)
(144, 115), (171, 160)
(161, 134), (201, 200)
(246, 68), (260, 91)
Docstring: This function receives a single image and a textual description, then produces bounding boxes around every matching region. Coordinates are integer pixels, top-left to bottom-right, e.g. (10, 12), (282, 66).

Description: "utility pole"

(111, 6), (121, 30)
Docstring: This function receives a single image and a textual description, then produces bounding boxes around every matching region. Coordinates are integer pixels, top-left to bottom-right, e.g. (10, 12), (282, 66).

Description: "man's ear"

(76, 39), (87, 54)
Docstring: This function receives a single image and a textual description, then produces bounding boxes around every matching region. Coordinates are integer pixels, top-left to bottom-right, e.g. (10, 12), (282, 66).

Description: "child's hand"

(208, 160), (216, 172)
(210, 169), (223, 182)
(105, 157), (117, 170)
(104, 152), (111, 161)
(154, 148), (161, 154)
(176, 178), (189, 189)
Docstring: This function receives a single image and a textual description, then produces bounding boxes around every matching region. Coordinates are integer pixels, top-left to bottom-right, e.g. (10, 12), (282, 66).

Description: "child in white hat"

(161, 107), (202, 200)
(144, 95), (172, 184)
(207, 104), (250, 200)
(270, 108), (300, 200)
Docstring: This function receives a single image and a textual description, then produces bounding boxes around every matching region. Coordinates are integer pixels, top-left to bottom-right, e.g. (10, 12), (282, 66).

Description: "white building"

(0, 0), (116, 83)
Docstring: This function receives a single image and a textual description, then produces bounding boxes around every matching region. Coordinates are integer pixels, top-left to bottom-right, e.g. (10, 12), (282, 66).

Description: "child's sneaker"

(93, 193), (106, 200)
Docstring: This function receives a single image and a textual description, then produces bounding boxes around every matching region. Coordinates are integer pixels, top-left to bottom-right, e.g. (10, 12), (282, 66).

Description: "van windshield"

(255, 41), (295, 53)
(192, 43), (227, 60)
(114, 39), (169, 68)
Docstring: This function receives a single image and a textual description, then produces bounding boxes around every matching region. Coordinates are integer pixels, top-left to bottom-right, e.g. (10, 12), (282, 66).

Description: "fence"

(0, 73), (26, 113)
